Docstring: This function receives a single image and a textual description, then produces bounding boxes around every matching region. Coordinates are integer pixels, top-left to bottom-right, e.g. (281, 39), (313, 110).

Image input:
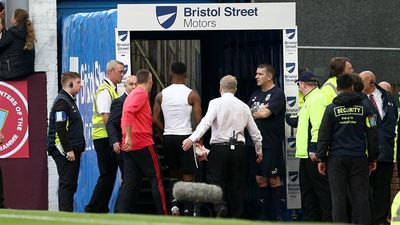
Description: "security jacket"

(47, 90), (85, 153)
(317, 92), (378, 162)
(295, 87), (328, 158)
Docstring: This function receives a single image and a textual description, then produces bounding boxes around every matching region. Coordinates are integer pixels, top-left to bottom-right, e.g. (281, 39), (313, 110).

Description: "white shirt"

(371, 88), (385, 119)
(161, 84), (193, 135)
(189, 92), (263, 154)
(96, 78), (116, 114)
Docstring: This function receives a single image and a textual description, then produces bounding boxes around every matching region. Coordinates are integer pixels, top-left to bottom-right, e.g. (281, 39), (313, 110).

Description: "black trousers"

(85, 138), (118, 213)
(114, 152), (126, 213)
(327, 157), (371, 224)
(117, 146), (167, 215)
(207, 144), (248, 218)
(51, 149), (81, 212)
(299, 158), (332, 221)
(0, 164), (4, 208)
(370, 161), (394, 225)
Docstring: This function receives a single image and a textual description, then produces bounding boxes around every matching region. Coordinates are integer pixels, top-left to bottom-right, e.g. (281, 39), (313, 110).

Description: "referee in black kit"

(182, 75), (263, 218)
(47, 72), (85, 212)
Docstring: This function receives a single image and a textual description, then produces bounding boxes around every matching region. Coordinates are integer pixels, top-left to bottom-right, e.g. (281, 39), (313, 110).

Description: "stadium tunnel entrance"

(115, 2), (300, 216)
(128, 30), (283, 120)
(128, 30), (283, 215)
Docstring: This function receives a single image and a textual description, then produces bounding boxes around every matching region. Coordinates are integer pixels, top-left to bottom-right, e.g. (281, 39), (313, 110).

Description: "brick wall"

(30, 0), (58, 211)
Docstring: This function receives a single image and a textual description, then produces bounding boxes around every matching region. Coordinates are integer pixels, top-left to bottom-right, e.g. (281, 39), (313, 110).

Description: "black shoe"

(217, 207), (228, 218)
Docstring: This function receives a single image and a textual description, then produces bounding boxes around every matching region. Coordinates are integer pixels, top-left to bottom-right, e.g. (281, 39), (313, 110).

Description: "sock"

(257, 187), (270, 220)
(169, 178), (179, 213)
(270, 185), (285, 220)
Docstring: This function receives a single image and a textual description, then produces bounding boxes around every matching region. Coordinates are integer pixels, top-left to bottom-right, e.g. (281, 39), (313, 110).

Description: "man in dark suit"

(359, 71), (398, 225)
(106, 75), (137, 212)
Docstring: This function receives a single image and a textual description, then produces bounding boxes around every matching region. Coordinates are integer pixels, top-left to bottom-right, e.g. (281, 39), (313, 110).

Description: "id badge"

(230, 144), (235, 151)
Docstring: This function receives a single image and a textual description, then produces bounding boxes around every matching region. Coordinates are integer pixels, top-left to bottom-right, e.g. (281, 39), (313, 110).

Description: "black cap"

(295, 71), (318, 82)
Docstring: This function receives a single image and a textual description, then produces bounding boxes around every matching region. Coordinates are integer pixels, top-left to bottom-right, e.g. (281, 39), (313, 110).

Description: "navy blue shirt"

(248, 86), (286, 150)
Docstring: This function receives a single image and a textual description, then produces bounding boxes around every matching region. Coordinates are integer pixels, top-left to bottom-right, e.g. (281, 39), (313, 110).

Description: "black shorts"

(256, 147), (285, 177)
(163, 135), (195, 175)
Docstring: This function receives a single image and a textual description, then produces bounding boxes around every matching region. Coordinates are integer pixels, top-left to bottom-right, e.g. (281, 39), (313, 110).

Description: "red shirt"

(121, 87), (153, 150)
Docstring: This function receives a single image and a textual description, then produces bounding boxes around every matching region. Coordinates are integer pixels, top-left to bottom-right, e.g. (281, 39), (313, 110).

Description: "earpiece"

(69, 82), (73, 88)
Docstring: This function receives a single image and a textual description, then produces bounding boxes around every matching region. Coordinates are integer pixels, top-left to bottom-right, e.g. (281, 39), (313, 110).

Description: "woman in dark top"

(0, 8), (36, 80)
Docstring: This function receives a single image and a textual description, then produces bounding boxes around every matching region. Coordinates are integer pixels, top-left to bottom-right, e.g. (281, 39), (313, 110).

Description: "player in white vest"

(153, 62), (202, 215)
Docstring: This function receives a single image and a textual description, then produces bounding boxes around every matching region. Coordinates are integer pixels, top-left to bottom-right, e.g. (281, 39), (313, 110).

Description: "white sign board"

(115, 29), (131, 76)
(282, 28), (301, 209)
(117, 3), (295, 31)
(115, 29), (132, 95)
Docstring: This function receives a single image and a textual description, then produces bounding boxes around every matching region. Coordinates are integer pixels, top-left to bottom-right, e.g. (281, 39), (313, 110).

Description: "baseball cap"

(295, 71), (318, 83)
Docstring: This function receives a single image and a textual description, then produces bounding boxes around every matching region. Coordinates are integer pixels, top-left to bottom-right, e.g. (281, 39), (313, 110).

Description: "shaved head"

(378, 81), (392, 94)
(359, 71), (376, 94)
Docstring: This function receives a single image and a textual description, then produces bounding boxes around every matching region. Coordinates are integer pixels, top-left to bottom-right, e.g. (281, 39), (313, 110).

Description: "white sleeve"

(189, 100), (217, 142)
(96, 89), (112, 114)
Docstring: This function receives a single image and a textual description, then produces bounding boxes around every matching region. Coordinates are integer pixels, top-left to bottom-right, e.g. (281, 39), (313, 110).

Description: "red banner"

(0, 81), (29, 158)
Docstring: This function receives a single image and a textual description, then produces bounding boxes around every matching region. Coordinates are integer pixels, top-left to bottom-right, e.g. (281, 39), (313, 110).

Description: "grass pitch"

(0, 208), (326, 225)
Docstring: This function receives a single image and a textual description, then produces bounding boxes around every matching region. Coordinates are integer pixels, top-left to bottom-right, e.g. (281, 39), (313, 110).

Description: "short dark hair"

(329, 57), (351, 78)
(350, 73), (364, 93)
(136, 69), (151, 84)
(170, 62), (186, 75)
(61, 72), (80, 87)
(337, 73), (353, 91)
(257, 64), (275, 76)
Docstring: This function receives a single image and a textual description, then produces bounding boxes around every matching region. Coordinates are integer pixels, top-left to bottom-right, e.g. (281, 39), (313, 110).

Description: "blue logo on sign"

(286, 63), (295, 73)
(118, 31), (128, 41)
(123, 65), (128, 75)
(286, 29), (296, 40)
(287, 96), (296, 108)
(156, 6), (177, 29)
(289, 171), (298, 182)
(288, 137), (296, 148)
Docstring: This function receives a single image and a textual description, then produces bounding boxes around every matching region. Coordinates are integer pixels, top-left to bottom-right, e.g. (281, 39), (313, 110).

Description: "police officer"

(86, 60), (124, 213)
(47, 72), (85, 211)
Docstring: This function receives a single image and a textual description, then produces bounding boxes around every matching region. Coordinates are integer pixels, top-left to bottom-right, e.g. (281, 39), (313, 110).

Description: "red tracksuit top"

(121, 87), (154, 150)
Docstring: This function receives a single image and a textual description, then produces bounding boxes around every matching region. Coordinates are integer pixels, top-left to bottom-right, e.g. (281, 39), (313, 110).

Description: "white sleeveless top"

(161, 84), (193, 135)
